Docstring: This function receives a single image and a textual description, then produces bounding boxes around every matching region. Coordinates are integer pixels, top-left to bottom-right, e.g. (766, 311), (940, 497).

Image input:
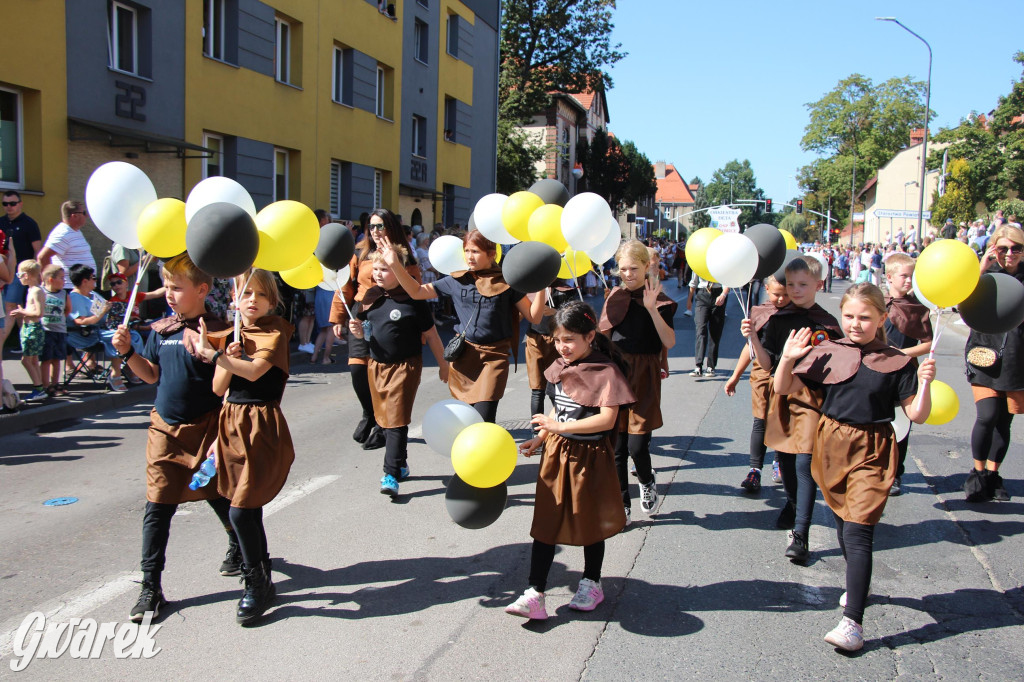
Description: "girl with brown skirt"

(378, 230), (546, 422)
(197, 270), (296, 626)
(774, 283), (934, 652)
(506, 301), (636, 620)
(598, 240), (676, 525)
(330, 209), (422, 450)
(524, 282), (575, 434)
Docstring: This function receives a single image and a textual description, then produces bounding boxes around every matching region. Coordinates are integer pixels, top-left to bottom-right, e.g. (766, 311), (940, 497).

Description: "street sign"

(853, 212), (865, 221)
(873, 209), (932, 219)
(809, 220), (816, 226)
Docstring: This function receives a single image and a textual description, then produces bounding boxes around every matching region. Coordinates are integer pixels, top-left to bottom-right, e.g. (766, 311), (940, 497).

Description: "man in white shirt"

(38, 200), (96, 290)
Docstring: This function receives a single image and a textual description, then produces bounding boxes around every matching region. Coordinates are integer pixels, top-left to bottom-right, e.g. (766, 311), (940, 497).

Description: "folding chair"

(64, 338), (112, 389)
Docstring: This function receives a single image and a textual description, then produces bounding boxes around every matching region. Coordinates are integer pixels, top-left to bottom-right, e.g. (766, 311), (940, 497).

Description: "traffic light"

(796, 199), (803, 214)
(765, 198), (772, 214)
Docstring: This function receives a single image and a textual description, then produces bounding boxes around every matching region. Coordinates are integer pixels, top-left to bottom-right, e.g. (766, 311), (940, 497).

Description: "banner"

(707, 207), (742, 234)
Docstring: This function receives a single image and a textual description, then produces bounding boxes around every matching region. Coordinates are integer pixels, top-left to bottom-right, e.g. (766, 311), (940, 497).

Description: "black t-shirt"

(0, 213), (42, 263)
(530, 287), (576, 335)
(433, 277), (525, 344)
(142, 328), (222, 424)
(227, 366), (287, 405)
(761, 309), (841, 370)
(545, 381), (605, 441)
(884, 319), (918, 351)
(609, 300), (675, 355)
(359, 295), (435, 363)
(802, 363), (918, 425)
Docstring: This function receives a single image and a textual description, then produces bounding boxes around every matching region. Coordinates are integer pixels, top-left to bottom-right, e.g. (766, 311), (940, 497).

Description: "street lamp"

(877, 17), (932, 246)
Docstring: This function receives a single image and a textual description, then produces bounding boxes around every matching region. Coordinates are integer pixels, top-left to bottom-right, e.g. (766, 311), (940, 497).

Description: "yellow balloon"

(781, 229), (798, 251)
(558, 247), (592, 279)
(924, 380), (959, 425)
(137, 198), (187, 258)
(280, 254), (324, 290)
(527, 204), (567, 252)
(451, 422), (517, 488)
(502, 191), (544, 242)
(253, 200), (320, 271)
(495, 243), (502, 263)
(916, 239), (981, 308)
(684, 227), (722, 282)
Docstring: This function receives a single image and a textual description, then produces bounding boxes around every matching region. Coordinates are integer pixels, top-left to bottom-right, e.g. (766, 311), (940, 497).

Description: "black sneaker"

(964, 469), (992, 503)
(775, 502), (796, 529)
(362, 426), (386, 450)
(130, 581), (167, 623)
(220, 538), (242, 576)
(989, 471), (1011, 502)
(889, 476), (902, 496)
(741, 469), (762, 494)
(353, 415), (374, 444)
(785, 530), (809, 563)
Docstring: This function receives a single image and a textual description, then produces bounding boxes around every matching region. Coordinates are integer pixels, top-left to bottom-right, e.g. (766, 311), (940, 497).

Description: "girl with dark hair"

(505, 301), (635, 620)
(378, 229), (545, 422)
(330, 209), (421, 449)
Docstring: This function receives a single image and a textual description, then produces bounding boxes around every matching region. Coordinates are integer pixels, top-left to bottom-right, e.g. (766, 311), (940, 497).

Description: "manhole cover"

(43, 497), (78, 507)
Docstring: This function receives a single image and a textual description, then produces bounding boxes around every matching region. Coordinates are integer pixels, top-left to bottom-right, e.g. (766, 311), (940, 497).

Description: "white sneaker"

(622, 507), (631, 529)
(824, 616), (864, 651)
(640, 474), (658, 514)
(504, 587), (548, 620)
(298, 343), (315, 354)
(568, 578), (604, 611)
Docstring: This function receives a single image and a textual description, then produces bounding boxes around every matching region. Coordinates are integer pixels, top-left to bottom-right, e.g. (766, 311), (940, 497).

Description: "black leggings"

(351, 364), (376, 423)
(383, 426), (409, 477)
(778, 452), (816, 535)
(749, 417), (767, 469)
(472, 400), (499, 423)
(896, 432), (910, 478)
(834, 513), (874, 624)
(614, 432), (653, 508)
(531, 388), (546, 426)
(228, 506), (268, 569)
(140, 496), (233, 577)
(528, 539), (605, 593)
(972, 397), (1014, 465)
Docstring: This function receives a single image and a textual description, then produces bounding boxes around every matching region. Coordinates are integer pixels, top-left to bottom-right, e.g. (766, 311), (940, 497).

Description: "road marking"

(0, 475), (340, 661)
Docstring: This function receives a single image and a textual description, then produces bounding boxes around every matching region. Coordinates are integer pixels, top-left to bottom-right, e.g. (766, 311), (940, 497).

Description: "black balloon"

(529, 178), (571, 207)
(773, 249), (803, 285)
(315, 222), (356, 270)
(445, 475), (507, 530)
(959, 272), (1024, 334)
(185, 202), (259, 278)
(501, 241), (562, 293)
(745, 223), (787, 280)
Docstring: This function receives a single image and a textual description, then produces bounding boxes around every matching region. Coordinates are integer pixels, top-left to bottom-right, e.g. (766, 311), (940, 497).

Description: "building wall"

(862, 141), (948, 243)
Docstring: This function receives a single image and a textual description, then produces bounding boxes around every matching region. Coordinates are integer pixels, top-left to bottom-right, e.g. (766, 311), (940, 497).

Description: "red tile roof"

(655, 164), (695, 204)
(571, 91), (596, 110)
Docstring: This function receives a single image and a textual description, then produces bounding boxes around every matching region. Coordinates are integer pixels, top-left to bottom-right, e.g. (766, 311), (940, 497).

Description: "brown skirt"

(619, 352), (662, 434)
(811, 416), (896, 525)
(750, 363), (771, 419)
(146, 408), (222, 504)
(531, 434), (626, 546)
(369, 356), (423, 428)
(525, 330), (558, 390)
(448, 338), (512, 404)
(216, 401), (295, 508)
(764, 384), (822, 454)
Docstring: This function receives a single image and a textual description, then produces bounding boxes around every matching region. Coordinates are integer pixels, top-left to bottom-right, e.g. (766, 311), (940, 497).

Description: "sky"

(604, 0), (1022, 205)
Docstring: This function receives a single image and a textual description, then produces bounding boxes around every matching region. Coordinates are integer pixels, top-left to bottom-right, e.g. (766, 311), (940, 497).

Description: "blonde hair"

(17, 259), (41, 277)
(886, 253), (915, 270)
(60, 200), (85, 222)
(991, 224), (1024, 247)
(616, 239), (650, 268)
(840, 283), (887, 344)
(799, 255), (823, 280)
(41, 264), (63, 281)
(372, 244), (408, 266)
(243, 269), (280, 310)
(162, 253), (213, 289)
(764, 274), (784, 289)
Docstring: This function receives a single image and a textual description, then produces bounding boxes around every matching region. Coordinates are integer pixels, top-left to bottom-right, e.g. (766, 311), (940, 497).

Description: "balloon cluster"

(422, 400), (518, 529)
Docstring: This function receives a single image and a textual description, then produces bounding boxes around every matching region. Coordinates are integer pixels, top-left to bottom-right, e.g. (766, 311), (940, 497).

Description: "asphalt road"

(1, 281), (1022, 680)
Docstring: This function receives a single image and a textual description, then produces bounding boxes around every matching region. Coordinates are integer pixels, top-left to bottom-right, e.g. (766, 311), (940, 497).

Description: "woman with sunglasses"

(330, 209), (421, 450)
(964, 225), (1024, 502)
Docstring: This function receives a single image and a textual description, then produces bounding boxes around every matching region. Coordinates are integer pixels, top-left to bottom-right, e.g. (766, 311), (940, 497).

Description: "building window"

(412, 115), (427, 158)
(275, 18), (291, 84)
(375, 66), (386, 118)
(203, 133), (223, 179)
(108, 1), (138, 74)
(373, 170), (383, 209)
(203, 0), (225, 60)
(0, 88), (23, 188)
(274, 148), (289, 201)
(330, 160), (342, 218)
(446, 14), (459, 58)
(444, 97), (457, 142)
(332, 46), (353, 105)
(414, 20), (429, 64)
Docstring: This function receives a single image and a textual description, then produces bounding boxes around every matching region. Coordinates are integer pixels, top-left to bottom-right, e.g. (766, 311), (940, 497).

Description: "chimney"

(910, 128), (925, 146)
(654, 161), (666, 179)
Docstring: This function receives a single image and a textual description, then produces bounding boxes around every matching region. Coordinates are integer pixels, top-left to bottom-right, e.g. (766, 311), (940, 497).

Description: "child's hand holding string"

(780, 328), (813, 364)
(225, 341), (243, 359)
(740, 318), (754, 338)
(917, 357), (936, 384)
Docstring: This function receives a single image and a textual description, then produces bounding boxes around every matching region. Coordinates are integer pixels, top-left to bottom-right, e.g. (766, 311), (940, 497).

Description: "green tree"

(990, 51), (1024, 202)
(700, 159), (765, 228)
(620, 140), (658, 212)
(495, 118), (545, 194)
(930, 158), (976, 227)
(577, 128), (629, 210)
(778, 212), (810, 243)
(690, 176), (710, 230)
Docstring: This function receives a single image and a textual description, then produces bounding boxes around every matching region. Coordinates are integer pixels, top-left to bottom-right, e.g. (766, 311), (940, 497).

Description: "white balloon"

(587, 217), (622, 265)
(891, 404), (911, 441)
(185, 177), (257, 223)
(318, 264), (339, 291)
(429, 235), (468, 275)
(561, 192), (613, 252)
(706, 233), (759, 288)
(808, 251), (829, 281)
(336, 264), (351, 288)
(422, 399), (484, 456)
(84, 162), (157, 250)
(473, 193), (518, 244)
(912, 271), (939, 311)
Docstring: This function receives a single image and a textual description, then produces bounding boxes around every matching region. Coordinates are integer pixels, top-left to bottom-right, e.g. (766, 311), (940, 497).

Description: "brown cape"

(793, 338), (913, 385)
(749, 303), (780, 333)
(449, 266), (510, 297)
(885, 294), (933, 342)
(208, 315), (293, 374)
(598, 286), (677, 333)
(543, 351), (637, 408)
(771, 302), (843, 335)
(150, 312), (229, 362)
(359, 284), (413, 312)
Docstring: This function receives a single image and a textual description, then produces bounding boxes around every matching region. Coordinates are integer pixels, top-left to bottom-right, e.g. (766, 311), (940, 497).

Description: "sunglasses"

(111, 280), (126, 285)
(996, 245), (1024, 255)
(2, 201), (20, 207)
(368, 224), (385, 231)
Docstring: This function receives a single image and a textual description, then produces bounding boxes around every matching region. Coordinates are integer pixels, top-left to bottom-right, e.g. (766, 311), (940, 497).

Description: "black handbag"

(443, 297), (482, 362)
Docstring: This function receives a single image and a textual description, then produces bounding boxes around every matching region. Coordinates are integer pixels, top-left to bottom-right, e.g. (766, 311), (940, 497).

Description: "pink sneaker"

(505, 587), (548, 620)
(568, 578), (604, 611)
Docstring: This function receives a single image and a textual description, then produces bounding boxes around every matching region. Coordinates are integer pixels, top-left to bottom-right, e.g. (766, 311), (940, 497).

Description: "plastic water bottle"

(189, 452), (217, 490)
(362, 320), (372, 342)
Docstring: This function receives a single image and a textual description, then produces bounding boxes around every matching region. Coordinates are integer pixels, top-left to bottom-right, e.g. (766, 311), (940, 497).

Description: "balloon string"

(121, 250), (153, 329)
(915, 308), (947, 413)
(233, 270), (255, 344)
(564, 255), (584, 302)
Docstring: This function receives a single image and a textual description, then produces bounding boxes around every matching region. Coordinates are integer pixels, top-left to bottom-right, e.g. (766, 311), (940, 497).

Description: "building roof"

(655, 164), (695, 204)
